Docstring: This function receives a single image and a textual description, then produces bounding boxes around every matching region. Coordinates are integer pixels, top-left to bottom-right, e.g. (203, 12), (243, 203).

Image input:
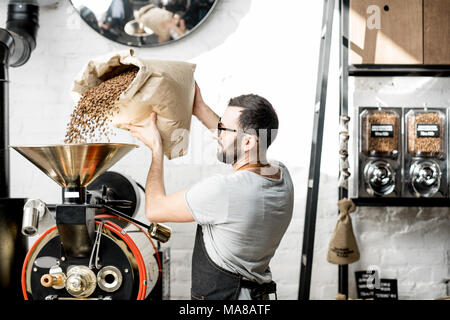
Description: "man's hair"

(228, 94), (279, 147)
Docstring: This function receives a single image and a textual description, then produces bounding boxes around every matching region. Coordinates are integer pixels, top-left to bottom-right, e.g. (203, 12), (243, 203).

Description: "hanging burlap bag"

(327, 198), (360, 264)
(71, 49), (196, 159)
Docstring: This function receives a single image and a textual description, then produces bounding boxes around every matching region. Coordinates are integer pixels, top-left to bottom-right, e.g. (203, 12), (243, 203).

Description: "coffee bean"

(65, 67), (138, 144)
(363, 110), (399, 154)
(407, 111), (443, 155)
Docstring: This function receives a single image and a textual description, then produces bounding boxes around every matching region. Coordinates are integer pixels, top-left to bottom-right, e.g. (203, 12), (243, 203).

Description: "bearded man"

(126, 83), (294, 300)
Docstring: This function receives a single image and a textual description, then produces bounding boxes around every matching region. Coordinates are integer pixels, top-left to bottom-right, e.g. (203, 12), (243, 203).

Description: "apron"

(191, 224), (277, 300)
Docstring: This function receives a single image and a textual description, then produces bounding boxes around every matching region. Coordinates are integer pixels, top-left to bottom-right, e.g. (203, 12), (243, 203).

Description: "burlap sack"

(327, 198), (360, 265)
(135, 4), (173, 42)
(71, 49), (196, 159)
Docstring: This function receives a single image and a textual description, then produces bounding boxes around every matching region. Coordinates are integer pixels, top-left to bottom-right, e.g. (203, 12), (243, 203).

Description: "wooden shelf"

(348, 64), (450, 77)
(352, 197), (450, 207)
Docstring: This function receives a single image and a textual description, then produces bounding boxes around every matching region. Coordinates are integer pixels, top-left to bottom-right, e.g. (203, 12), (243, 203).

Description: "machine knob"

(66, 276), (85, 293)
(41, 273), (65, 288)
(65, 266), (97, 298)
(148, 223), (171, 243)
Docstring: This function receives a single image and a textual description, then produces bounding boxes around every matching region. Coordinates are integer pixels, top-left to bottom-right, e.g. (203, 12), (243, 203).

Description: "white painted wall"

(1, 0), (448, 300)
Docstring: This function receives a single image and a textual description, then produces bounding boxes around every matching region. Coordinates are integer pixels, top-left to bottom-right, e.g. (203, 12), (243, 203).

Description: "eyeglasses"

(217, 118), (239, 137)
(216, 118), (259, 139)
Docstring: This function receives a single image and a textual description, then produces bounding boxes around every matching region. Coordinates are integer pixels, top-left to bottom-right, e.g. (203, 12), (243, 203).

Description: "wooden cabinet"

(350, 0), (423, 65)
(424, 0), (450, 64)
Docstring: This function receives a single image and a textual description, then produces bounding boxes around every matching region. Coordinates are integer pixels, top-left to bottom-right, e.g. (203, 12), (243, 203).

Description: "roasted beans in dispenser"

(404, 108), (448, 198)
(358, 107), (402, 197)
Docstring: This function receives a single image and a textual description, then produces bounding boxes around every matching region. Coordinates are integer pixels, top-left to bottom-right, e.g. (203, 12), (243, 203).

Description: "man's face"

(215, 106), (244, 164)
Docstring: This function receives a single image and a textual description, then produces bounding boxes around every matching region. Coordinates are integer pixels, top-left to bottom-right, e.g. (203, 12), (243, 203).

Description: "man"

(126, 83), (294, 300)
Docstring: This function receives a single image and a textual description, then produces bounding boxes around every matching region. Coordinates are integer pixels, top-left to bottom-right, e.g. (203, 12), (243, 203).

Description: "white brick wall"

(1, 0), (449, 300)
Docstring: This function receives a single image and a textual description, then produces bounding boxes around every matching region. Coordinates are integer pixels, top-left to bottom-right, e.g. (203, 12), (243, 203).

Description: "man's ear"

(243, 135), (258, 152)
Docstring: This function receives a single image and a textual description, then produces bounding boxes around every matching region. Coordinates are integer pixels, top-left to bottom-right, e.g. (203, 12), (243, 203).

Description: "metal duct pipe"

(0, 0), (42, 299)
(0, 35), (11, 199)
(0, 0), (39, 198)
(6, 1), (39, 67)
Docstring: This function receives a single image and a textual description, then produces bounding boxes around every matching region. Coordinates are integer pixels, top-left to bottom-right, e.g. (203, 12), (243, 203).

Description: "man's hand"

(126, 112), (194, 223)
(125, 112), (163, 153)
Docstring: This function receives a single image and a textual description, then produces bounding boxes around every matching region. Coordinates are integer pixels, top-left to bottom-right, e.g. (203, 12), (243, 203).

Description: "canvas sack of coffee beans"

(70, 49), (196, 159)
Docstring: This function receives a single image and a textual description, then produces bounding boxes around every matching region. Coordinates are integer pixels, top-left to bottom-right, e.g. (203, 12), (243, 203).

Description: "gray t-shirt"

(185, 161), (294, 293)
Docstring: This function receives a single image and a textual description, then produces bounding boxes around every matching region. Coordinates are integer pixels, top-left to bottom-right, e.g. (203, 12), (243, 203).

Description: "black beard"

(217, 136), (240, 164)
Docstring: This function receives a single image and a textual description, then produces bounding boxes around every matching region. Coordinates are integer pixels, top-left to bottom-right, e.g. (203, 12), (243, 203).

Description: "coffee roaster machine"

(11, 143), (172, 300)
(1, 1), (171, 301)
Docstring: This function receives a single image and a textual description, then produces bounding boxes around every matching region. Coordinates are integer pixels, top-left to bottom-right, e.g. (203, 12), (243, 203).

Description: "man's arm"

(127, 82), (219, 223)
(192, 82), (220, 130)
(126, 112), (194, 223)
(144, 146), (194, 223)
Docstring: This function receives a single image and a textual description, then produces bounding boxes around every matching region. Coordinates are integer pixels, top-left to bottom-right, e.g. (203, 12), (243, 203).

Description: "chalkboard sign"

(374, 279), (398, 300)
(355, 270), (378, 299)
(355, 270), (398, 300)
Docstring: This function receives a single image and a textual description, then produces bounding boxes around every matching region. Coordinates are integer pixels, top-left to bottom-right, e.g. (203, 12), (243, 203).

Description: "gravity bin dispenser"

(404, 108), (448, 198)
(12, 143), (171, 300)
(358, 107), (402, 197)
(350, 106), (449, 201)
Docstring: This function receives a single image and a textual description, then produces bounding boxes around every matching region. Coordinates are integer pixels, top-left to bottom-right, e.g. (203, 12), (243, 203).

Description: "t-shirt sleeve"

(185, 174), (230, 225)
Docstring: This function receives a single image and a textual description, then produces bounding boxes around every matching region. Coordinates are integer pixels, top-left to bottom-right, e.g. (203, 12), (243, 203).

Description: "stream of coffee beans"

(64, 67), (138, 144)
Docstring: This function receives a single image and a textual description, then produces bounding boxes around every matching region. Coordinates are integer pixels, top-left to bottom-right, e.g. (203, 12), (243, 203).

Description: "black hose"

(103, 204), (151, 230)
(135, 181), (146, 192)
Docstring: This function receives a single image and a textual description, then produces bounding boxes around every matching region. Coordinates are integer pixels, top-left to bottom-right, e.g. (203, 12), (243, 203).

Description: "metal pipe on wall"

(0, 1), (39, 198)
(0, 40), (10, 198)
(0, 0), (39, 299)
